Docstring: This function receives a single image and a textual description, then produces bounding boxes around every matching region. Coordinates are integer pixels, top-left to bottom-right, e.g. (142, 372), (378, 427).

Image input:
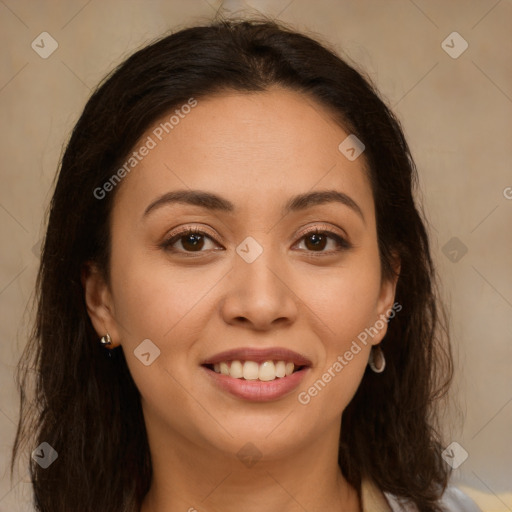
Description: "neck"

(140, 413), (361, 512)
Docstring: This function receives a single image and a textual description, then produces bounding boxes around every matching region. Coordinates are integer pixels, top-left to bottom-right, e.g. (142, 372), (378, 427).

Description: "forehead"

(112, 87), (374, 223)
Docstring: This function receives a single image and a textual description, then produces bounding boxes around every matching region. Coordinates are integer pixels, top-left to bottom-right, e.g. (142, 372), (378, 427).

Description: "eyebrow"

(143, 189), (365, 224)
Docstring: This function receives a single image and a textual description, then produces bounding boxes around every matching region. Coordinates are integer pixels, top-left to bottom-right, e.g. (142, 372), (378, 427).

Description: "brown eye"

(179, 233), (206, 251)
(162, 228), (219, 254)
(304, 232), (328, 251)
(296, 228), (351, 253)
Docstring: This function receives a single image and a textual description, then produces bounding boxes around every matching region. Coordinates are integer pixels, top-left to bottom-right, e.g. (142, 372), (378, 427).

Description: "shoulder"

(383, 484), (483, 511)
(437, 486), (482, 512)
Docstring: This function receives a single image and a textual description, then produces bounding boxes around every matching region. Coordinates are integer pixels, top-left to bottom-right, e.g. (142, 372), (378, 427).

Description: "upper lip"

(201, 347), (312, 367)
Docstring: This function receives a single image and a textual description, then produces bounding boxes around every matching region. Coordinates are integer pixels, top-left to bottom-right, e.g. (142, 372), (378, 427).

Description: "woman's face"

(85, 87), (398, 460)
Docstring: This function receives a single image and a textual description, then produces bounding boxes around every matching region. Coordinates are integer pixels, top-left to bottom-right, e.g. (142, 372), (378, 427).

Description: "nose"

(220, 247), (299, 331)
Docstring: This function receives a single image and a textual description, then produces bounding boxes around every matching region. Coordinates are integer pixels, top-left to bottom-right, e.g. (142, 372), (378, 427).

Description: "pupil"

(306, 233), (326, 251)
(183, 234), (204, 251)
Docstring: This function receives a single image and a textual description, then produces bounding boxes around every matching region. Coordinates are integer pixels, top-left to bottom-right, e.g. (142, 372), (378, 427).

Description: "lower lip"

(202, 366), (309, 402)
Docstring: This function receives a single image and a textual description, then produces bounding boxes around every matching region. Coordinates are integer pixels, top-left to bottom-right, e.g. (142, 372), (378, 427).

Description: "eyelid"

(296, 222), (348, 240)
(164, 224), (220, 243)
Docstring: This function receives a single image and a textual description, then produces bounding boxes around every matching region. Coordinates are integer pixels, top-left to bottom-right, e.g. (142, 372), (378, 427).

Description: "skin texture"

(84, 87), (400, 512)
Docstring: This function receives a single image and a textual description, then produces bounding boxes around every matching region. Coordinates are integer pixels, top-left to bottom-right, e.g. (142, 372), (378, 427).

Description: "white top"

(361, 477), (483, 511)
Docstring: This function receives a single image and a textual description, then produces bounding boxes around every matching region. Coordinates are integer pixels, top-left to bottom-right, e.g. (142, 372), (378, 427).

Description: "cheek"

(291, 252), (382, 416)
(109, 238), (219, 342)
(108, 242), (228, 402)
(295, 275), (377, 423)
(297, 252), (383, 342)
(108, 248), (218, 424)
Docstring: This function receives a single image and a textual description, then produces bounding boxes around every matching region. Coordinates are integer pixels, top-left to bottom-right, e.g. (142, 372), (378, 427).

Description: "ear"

(371, 253), (401, 346)
(81, 261), (120, 347)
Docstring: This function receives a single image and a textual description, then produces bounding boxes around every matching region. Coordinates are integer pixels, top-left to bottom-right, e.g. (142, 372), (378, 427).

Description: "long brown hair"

(12, 17), (453, 511)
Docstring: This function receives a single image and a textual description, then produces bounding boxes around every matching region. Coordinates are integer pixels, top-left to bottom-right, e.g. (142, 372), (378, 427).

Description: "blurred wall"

(0, 1), (511, 510)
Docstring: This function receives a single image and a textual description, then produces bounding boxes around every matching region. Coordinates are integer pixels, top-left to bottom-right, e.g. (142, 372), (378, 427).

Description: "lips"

(201, 347), (312, 402)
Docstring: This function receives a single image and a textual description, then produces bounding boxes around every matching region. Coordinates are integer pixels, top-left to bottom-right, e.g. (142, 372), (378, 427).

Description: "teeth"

(211, 360), (300, 380)
(220, 362), (229, 376)
(258, 361), (275, 381)
(243, 361), (259, 380)
(230, 360), (243, 378)
(275, 361), (286, 378)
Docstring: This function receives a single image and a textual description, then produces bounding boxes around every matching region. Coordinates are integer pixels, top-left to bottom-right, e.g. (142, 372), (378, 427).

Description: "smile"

(201, 347), (312, 402)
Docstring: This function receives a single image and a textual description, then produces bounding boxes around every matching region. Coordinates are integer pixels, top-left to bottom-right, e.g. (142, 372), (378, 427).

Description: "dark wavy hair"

(12, 16), (454, 512)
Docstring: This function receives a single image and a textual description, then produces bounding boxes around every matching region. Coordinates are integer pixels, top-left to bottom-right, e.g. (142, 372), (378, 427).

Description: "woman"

(12, 17), (482, 512)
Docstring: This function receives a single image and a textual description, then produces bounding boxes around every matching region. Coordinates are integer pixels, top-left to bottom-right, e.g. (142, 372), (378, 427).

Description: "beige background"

(0, 0), (511, 510)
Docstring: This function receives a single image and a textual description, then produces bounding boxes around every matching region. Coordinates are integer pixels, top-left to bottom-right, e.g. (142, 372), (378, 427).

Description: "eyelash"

(160, 225), (352, 257)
